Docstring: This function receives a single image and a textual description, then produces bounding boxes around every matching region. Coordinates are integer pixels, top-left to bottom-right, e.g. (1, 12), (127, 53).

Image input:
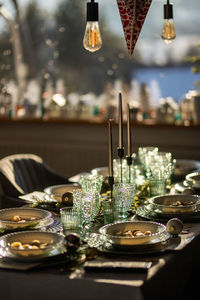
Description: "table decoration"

(166, 218), (183, 236)
(116, 0), (152, 56)
(29, 199), (66, 212)
(132, 180), (149, 209)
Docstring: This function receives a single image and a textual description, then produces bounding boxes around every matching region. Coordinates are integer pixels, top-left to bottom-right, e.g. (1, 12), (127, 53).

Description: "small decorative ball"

(64, 233), (81, 250)
(62, 192), (73, 205)
(166, 218), (183, 236)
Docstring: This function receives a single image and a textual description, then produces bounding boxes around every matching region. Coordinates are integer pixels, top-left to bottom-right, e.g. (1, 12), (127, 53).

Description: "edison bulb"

(83, 21), (102, 52)
(161, 19), (176, 44)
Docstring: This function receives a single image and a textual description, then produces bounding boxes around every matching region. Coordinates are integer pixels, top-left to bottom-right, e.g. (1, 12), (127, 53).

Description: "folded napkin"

(84, 260), (152, 272)
(19, 191), (46, 203)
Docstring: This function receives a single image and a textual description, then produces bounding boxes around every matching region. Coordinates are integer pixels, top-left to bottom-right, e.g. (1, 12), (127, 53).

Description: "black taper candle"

(108, 119), (114, 197)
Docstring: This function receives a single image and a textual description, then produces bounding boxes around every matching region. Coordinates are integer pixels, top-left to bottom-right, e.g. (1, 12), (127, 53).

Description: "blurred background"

(0, 0), (199, 123)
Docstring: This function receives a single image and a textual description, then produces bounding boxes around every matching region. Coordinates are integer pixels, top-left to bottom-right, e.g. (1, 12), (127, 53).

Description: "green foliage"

(185, 43), (200, 89)
(0, 28), (15, 84)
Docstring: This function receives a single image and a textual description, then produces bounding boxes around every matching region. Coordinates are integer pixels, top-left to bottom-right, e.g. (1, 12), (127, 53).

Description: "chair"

(0, 154), (69, 199)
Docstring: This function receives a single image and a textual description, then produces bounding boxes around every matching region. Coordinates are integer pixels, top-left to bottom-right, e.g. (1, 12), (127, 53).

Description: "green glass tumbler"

(113, 183), (135, 220)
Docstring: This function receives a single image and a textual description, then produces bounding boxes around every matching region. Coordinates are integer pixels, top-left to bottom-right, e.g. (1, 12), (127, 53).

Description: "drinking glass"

(60, 207), (81, 235)
(73, 190), (99, 240)
(102, 199), (115, 224)
(113, 183), (135, 220)
(80, 173), (103, 194)
(138, 146), (159, 166)
(149, 151), (173, 181)
(113, 158), (137, 184)
(138, 146), (159, 177)
(148, 178), (167, 196)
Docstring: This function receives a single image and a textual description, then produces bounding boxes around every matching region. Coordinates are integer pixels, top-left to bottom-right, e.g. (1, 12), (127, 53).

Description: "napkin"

(84, 260), (152, 272)
(19, 191), (46, 202)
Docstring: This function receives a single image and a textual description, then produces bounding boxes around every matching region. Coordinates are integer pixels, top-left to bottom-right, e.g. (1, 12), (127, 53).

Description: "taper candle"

(118, 92), (123, 149)
(127, 103), (131, 157)
(108, 119), (113, 177)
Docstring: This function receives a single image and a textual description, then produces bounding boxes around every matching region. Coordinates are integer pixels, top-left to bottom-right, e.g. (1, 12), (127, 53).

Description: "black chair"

(0, 154), (69, 199)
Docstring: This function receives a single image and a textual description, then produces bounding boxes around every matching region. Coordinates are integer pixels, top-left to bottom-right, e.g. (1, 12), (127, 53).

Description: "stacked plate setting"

(185, 172), (200, 189)
(175, 171), (200, 194)
(0, 231), (65, 261)
(0, 207), (66, 261)
(97, 220), (173, 254)
(44, 184), (81, 204)
(136, 194), (200, 221)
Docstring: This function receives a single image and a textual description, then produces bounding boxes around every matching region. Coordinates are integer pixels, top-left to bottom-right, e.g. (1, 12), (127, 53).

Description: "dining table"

(0, 183), (200, 300)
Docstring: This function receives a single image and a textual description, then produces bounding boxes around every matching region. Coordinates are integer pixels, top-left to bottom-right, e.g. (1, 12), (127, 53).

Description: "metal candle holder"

(126, 156), (132, 183)
(117, 147), (124, 183)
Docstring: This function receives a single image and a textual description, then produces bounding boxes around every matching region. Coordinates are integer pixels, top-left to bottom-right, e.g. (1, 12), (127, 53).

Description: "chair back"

(0, 154), (68, 198)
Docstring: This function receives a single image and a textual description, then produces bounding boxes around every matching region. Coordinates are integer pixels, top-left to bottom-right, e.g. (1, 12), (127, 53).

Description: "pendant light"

(161, 0), (176, 44)
(83, 0), (102, 52)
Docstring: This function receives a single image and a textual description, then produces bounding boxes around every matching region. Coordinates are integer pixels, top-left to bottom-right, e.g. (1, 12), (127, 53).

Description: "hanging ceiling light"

(83, 0), (102, 53)
(161, 0), (176, 44)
